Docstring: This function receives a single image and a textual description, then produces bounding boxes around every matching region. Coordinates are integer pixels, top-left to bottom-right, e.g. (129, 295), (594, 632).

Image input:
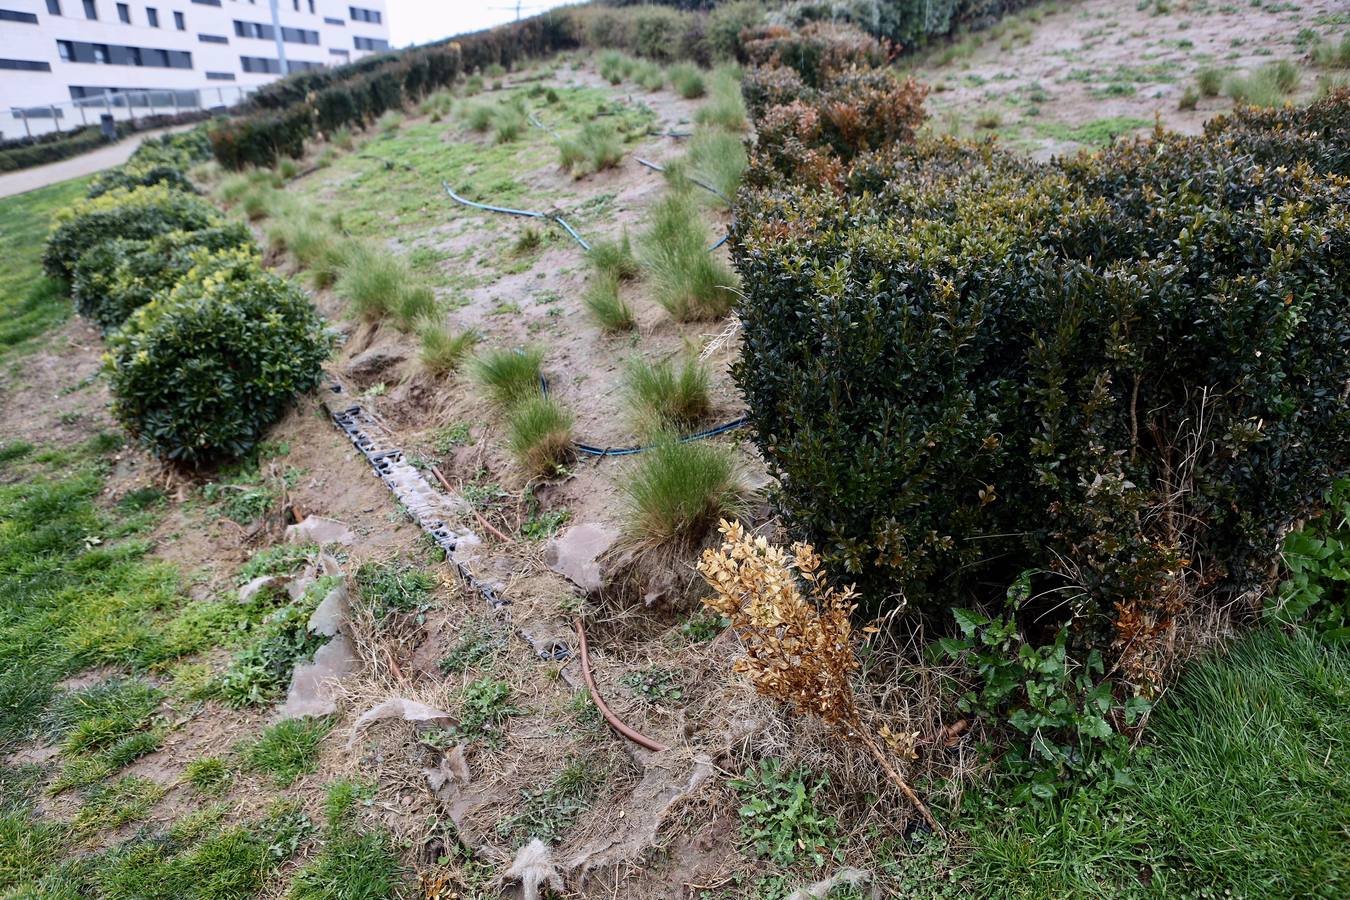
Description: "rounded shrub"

(43, 184), (224, 281)
(106, 249), (333, 464)
(71, 224), (255, 332)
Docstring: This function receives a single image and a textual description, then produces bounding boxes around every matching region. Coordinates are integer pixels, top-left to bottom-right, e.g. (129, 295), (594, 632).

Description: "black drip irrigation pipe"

(537, 371), (747, 457)
(442, 181), (592, 251)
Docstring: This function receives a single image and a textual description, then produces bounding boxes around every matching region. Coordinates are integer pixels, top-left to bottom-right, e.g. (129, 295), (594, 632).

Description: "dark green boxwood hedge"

(42, 184), (225, 281)
(733, 94), (1350, 645)
(106, 249), (333, 464)
(71, 224), (255, 332)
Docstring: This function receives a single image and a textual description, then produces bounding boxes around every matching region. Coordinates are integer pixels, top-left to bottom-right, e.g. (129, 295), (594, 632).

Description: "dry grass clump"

(379, 110), (404, 133)
(624, 354), (712, 433)
(640, 189), (738, 321)
(508, 396), (575, 477)
(582, 271), (636, 333)
(418, 323), (479, 377)
(556, 122), (624, 177)
(335, 246), (436, 330)
(698, 520), (939, 830)
(472, 347), (545, 407)
(1225, 60), (1300, 107)
(623, 440), (747, 545)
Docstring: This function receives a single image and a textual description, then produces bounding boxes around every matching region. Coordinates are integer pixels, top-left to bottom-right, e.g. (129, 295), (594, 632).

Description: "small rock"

(285, 515), (355, 546)
(238, 575), (285, 604)
(345, 346), (405, 377)
(278, 634), (358, 719)
(307, 580), (349, 637)
(545, 523), (620, 594)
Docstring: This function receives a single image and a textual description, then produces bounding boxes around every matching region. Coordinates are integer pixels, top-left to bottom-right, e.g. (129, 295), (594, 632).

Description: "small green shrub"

(378, 110), (404, 133)
(472, 347), (544, 407)
(734, 95), (1350, 644)
(507, 396), (575, 477)
(209, 106), (313, 170)
(184, 757), (231, 795)
(623, 439), (746, 544)
(582, 271), (636, 332)
(106, 249), (332, 464)
(1178, 86), (1199, 110)
(438, 618), (506, 674)
(331, 126), (354, 150)
(1197, 66), (1225, 97)
(418, 322), (478, 376)
(217, 580), (332, 706)
(71, 223), (255, 332)
(43, 184), (224, 281)
(290, 782), (400, 900)
(1226, 61), (1299, 106)
(624, 355), (712, 433)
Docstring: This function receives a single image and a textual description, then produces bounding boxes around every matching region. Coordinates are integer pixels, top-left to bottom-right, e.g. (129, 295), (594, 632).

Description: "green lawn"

(956, 628), (1350, 898)
(0, 177), (90, 358)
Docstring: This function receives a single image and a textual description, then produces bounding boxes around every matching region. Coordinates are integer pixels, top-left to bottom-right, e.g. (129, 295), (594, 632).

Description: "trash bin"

(99, 113), (117, 140)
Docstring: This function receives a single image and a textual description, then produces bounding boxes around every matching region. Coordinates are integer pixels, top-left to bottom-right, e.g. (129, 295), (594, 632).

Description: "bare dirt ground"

(909, 0), (1348, 158)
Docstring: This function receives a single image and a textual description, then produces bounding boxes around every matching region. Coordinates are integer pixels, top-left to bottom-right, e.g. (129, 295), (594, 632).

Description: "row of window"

(40, 1), (379, 25)
(233, 20), (319, 45)
(239, 55), (322, 74)
(56, 39), (193, 69)
(39, 1), (188, 30)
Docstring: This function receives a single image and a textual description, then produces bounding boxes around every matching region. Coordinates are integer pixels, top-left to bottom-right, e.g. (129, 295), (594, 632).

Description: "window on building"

(349, 6), (380, 24)
(116, 2), (129, 23)
(291, 0), (297, 10)
(173, 9), (183, 29)
(354, 36), (387, 51)
(198, 33), (228, 44)
(147, 6), (158, 26)
(205, 70), (234, 80)
(307, 0), (314, 12)
(0, 9), (40, 23)
(82, 0), (97, 19)
(0, 58), (53, 71)
(126, 45), (141, 64)
(324, 16), (342, 26)
(46, 0), (61, 15)
(92, 44), (109, 63)
(57, 40), (73, 61)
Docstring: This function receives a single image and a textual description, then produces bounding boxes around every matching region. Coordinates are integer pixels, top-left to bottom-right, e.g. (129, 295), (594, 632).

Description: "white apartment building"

(0, 0), (390, 139)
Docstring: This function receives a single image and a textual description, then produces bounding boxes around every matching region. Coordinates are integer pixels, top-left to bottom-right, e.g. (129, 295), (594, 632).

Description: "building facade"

(0, 0), (389, 139)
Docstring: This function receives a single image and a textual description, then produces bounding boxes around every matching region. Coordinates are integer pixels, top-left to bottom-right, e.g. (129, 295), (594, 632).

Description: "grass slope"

(0, 176), (91, 357)
(959, 629), (1350, 897)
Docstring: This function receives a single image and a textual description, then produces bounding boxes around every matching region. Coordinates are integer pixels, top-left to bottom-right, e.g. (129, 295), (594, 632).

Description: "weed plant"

(239, 717), (332, 787)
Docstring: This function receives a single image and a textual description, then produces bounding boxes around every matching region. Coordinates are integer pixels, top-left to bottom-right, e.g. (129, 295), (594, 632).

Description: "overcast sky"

(385, 0), (578, 49)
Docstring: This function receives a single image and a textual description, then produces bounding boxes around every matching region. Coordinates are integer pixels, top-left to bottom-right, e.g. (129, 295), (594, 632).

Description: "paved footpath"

(0, 124), (195, 199)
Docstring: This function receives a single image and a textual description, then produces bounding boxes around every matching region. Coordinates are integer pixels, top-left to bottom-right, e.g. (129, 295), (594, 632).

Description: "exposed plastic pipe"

(574, 617), (669, 753)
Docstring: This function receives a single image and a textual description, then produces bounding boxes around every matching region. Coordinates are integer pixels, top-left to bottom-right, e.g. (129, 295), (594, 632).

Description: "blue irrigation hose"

(536, 369), (747, 456)
(442, 182), (591, 252)
(633, 155), (730, 204)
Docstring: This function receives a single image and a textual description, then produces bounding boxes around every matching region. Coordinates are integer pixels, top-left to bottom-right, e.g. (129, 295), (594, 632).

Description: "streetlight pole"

(268, 0), (290, 75)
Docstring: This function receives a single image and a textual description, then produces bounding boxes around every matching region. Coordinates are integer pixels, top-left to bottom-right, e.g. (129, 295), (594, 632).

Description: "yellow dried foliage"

(698, 518), (863, 729)
(698, 519), (939, 830)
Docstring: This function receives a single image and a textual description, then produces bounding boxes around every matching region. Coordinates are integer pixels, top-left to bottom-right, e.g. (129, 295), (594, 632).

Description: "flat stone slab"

(545, 523), (620, 594)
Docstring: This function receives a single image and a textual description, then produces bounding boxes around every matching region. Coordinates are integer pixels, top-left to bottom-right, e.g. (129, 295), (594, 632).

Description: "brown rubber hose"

(573, 617), (669, 753)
